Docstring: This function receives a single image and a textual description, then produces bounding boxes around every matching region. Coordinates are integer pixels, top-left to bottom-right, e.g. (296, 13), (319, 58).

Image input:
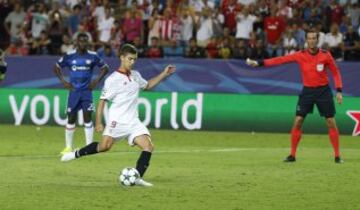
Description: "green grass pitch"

(0, 125), (360, 210)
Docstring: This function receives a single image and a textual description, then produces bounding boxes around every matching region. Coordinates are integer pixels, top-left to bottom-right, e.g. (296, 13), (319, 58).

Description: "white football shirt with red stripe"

(100, 70), (148, 124)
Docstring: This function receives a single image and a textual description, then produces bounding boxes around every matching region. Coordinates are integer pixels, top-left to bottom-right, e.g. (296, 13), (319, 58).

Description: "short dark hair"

(189, 37), (197, 42)
(151, 37), (159, 41)
(120, 44), (138, 56)
(77, 33), (88, 40)
(73, 4), (82, 11)
(305, 28), (319, 39)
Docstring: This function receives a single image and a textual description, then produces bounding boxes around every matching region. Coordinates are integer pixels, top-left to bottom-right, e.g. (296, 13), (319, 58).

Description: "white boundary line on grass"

(0, 148), (287, 159)
(4, 147), (360, 159)
(153, 148), (283, 153)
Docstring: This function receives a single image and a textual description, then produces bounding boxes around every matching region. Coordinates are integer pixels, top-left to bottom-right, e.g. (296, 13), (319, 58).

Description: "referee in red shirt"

(246, 29), (343, 163)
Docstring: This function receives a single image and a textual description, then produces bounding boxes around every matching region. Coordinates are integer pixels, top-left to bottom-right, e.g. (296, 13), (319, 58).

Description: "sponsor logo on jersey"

(316, 64), (324, 72)
(71, 65), (90, 71)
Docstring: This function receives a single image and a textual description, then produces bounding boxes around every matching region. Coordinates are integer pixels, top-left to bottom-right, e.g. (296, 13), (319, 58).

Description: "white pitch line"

(153, 148), (282, 153)
(1, 147), (360, 159)
(0, 148), (283, 159)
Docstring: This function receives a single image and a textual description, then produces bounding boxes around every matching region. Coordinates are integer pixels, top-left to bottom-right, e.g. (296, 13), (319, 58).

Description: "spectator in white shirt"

(196, 7), (213, 47)
(282, 27), (297, 55)
(324, 23), (344, 60)
(31, 2), (49, 39)
(147, 9), (162, 45)
(180, 8), (195, 46)
(235, 6), (258, 40)
(92, 0), (111, 25)
(97, 7), (115, 43)
(60, 34), (74, 54)
(4, 2), (26, 43)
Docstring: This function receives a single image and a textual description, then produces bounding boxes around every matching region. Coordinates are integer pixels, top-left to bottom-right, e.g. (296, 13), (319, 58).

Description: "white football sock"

(84, 122), (93, 145)
(65, 124), (75, 148)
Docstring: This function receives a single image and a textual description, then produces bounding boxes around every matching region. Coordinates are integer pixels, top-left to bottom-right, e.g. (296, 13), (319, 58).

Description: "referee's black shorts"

(296, 85), (336, 118)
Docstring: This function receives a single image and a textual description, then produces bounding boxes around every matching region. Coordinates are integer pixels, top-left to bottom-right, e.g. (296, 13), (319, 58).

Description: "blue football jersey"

(56, 50), (106, 90)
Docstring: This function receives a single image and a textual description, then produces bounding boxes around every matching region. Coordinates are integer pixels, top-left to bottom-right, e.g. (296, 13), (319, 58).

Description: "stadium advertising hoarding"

(3, 57), (360, 96)
(1, 88), (359, 135)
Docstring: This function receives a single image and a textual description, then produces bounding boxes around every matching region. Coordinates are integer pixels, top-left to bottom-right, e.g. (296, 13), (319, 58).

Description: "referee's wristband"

(336, 88), (342, 93)
(0, 73), (5, 80)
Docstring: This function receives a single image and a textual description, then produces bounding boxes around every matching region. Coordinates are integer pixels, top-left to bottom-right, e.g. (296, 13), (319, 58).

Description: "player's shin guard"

(75, 142), (99, 158)
(290, 128), (302, 157)
(136, 151), (152, 177)
(65, 124), (75, 148)
(329, 128), (340, 157)
(84, 122), (94, 145)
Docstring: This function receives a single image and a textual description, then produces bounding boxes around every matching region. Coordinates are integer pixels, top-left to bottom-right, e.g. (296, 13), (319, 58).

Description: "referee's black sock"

(136, 151), (152, 177)
(75, 142), (99, 158)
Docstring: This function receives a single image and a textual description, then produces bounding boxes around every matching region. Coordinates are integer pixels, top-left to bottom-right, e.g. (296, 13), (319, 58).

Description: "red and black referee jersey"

(261, 49), (343, 91)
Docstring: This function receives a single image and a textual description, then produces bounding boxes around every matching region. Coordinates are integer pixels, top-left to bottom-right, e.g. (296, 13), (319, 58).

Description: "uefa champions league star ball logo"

(347, 110), (360, 136)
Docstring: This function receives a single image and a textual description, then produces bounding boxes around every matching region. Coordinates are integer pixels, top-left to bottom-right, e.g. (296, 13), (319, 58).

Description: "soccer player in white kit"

(61, 44), (176, 186)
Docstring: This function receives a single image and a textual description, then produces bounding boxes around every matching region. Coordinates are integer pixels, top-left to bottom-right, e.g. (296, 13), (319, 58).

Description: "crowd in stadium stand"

(0, 0), (360, 60)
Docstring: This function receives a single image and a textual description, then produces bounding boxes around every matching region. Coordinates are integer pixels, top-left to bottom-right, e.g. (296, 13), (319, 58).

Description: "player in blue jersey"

(54, 33), (109, 154)
(0, 49), (7, 82)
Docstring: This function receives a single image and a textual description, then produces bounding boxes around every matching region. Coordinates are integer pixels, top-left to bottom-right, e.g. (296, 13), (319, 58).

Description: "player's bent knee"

(147, 142), (154, 152)
(99, 145), (111, 152)
(142, 141), (154, 152)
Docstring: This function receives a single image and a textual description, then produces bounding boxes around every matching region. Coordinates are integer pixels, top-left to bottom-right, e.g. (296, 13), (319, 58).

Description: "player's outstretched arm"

(54, 65), (73, 90)
(89, 65), (109, 90)
(145, 64), (176, 90)
(95, 99), (106, 132)
(246, 52), (299, 68)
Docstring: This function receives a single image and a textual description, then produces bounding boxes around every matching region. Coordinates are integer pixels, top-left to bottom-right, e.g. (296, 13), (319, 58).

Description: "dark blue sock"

(136, 151), (152, 177)
(75, 142), (99, 158)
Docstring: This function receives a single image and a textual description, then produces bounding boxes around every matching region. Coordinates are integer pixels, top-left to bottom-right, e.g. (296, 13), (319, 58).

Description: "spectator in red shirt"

(146, 37), (163, 58)
(246, 28), (343, 164)
(329, 0), (344, 25)
(205, 37), (218, 58)
(264, 7), (286, 57)
(222, 0), (241, 35)
(324, 0), (345, 31)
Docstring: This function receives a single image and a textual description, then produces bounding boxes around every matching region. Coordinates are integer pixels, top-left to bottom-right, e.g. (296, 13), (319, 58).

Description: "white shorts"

(103, 119), (151, 146)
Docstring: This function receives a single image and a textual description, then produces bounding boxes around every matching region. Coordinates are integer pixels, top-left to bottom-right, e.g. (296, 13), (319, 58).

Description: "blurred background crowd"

(0, 0), (359, 60)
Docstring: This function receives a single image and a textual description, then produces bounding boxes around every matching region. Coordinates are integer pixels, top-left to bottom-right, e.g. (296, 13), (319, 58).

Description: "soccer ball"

(119, 167), (140, 186)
